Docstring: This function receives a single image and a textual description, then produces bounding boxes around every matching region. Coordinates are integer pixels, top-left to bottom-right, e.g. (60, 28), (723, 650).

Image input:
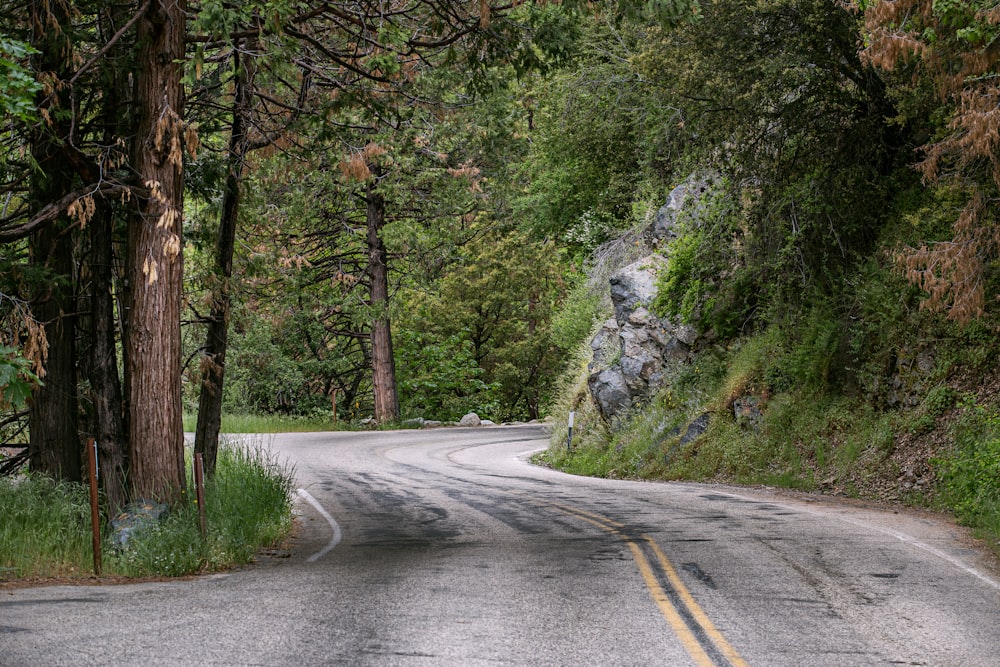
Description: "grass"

(1, 438), (295, 581)
(539, 314), (1000, 559)
(0, 476), (95, 579)
(183, 412), (346, 433)
(181, 412), (436, 433)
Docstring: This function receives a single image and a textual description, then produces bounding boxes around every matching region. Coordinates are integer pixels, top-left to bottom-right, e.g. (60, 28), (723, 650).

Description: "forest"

(1, 0), (999, 549)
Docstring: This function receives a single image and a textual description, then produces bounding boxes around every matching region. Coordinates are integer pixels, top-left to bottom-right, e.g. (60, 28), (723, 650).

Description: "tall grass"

(936, 404), (1000, 552)
(0, 476), (94, 578)
(0, 439), (295, 581)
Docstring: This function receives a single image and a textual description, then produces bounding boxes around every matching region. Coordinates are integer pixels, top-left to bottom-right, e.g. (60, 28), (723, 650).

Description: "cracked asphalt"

(2, 425), (998, 666)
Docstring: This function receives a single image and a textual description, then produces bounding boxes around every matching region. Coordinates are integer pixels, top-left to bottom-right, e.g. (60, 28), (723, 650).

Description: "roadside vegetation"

(540, 253), (1000, 557)
(3, 0), (1000, 577)
(1, 441), (294, 581)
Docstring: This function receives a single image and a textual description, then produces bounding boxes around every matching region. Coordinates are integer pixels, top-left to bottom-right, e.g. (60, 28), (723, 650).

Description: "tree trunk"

(27, 225), (80, 481)
(194, 45), (251, 478)
(80, 1), (132, 513)
(366, 185), (400, 422)
(27, 0), (80, 482)
(89, 201), (129, 512)
(126, 0), (187, 503)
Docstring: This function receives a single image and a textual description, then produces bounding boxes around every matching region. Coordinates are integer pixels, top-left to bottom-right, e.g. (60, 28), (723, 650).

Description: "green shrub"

(936, 404), (1000, 543)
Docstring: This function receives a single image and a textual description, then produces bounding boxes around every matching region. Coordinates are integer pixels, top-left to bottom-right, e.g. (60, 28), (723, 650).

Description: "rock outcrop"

(587, 256), (698, 422)
(587, 176), (712, 423)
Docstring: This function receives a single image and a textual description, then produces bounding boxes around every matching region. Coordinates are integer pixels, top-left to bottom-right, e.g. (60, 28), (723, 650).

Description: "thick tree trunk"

(27, 226), (80, 481)
(27, 0), (80, 481)
(126, 0), (187, 503)
(81, 1), (132, 513)
(366, 185), (399, 422)
(89, 202), (128, 512)
(194, 46), (251, 478)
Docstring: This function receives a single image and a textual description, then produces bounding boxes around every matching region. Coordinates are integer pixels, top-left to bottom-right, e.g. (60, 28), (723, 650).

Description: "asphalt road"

(2, 425), (999, 666)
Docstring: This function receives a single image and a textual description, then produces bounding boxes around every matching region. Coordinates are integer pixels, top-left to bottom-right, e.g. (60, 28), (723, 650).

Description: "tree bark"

(79, 1), (133, 513)
(366, 184), (400, 422)
(27, 225), (80, 481)
(194, 44), (251, 477)
(126, 0), (187, 503)
(27, 0), (81, 482)
(89, 201), (129, 512)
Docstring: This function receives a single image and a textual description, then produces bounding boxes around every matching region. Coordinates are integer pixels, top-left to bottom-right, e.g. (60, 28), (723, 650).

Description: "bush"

(936, 403), (1000, 543)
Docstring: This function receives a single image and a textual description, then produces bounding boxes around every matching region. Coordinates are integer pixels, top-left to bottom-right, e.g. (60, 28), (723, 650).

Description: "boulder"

(588, 367), (632, 421)
(679, 413), (711, 446)
(588, 255), (698, 422)
(647, 173), (718, 244)
(459, 413), (481, 427)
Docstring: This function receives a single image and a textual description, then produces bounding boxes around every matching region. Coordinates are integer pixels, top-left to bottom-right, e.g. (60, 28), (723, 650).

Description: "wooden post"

(194, 453), (207, 539)
(87, 438), (102, 575)
(331, 387), (338, 424)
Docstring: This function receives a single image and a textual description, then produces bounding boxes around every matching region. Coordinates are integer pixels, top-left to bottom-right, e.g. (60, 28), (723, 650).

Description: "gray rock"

(480, 419), (496, 427)
(401, 417), (424, 428)
(609, 258), (664, 326)
(590, 319), (621, 369)
(733, 396), (764, 426)
(586, 176), (717, 424)
(422, 420), (442, 428)
(588, 367), (632, 422)
(459, 413), (481, 427)
(679, 413), (711, 446)
(648, 173), (717, 243)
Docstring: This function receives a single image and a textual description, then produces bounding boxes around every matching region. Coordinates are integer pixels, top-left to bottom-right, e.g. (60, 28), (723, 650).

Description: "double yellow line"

(540, 500), (748, 667)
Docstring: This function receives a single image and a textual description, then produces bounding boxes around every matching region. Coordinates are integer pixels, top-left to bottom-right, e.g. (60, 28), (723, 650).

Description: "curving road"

(2, 425), (998, 666)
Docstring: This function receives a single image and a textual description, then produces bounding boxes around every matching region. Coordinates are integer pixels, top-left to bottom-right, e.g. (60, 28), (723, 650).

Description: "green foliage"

(936, 402), (1000, 543)
(639, 0), (901, 330)
(395, 332), (497, 421)
(0, 36), (41, 124)
(397, 229), (573, 421)
(0, 476), (93, 578)
(549, 278), (603, 351)
(652, 185), (750, 336)
(514, 17), (683, 249)
(0, 345), (39, 410)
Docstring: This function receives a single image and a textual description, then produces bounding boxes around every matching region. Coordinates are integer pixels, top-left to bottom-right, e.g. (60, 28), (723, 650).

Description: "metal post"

(566, 411), (575, 453)
(87, 438), (102, 576)
(194, 453), (207, 539)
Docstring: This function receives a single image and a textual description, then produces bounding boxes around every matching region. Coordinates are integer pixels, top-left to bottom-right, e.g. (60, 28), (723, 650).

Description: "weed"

(1, 440), (295, 581)
(935, 402), (1000, 547)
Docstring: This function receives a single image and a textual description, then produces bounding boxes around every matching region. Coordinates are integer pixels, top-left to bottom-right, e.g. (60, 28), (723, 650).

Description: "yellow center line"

(559, 507), (715, 667)
(533, 498), (749, 667)
(644, 537), (749, 667)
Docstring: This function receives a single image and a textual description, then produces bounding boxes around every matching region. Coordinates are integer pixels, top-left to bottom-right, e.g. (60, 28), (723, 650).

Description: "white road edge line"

(296, 488), (343, 562)
(728, 491), (1000, 592)
(518, 450), (1000, 592)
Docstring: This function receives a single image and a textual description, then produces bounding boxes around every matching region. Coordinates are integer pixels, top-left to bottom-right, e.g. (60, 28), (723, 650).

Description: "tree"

(858, 0), (1000, 322)
(125, 0), (188, 502)
(25, 0), (80, 481)
(634, 0), (902, 333)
